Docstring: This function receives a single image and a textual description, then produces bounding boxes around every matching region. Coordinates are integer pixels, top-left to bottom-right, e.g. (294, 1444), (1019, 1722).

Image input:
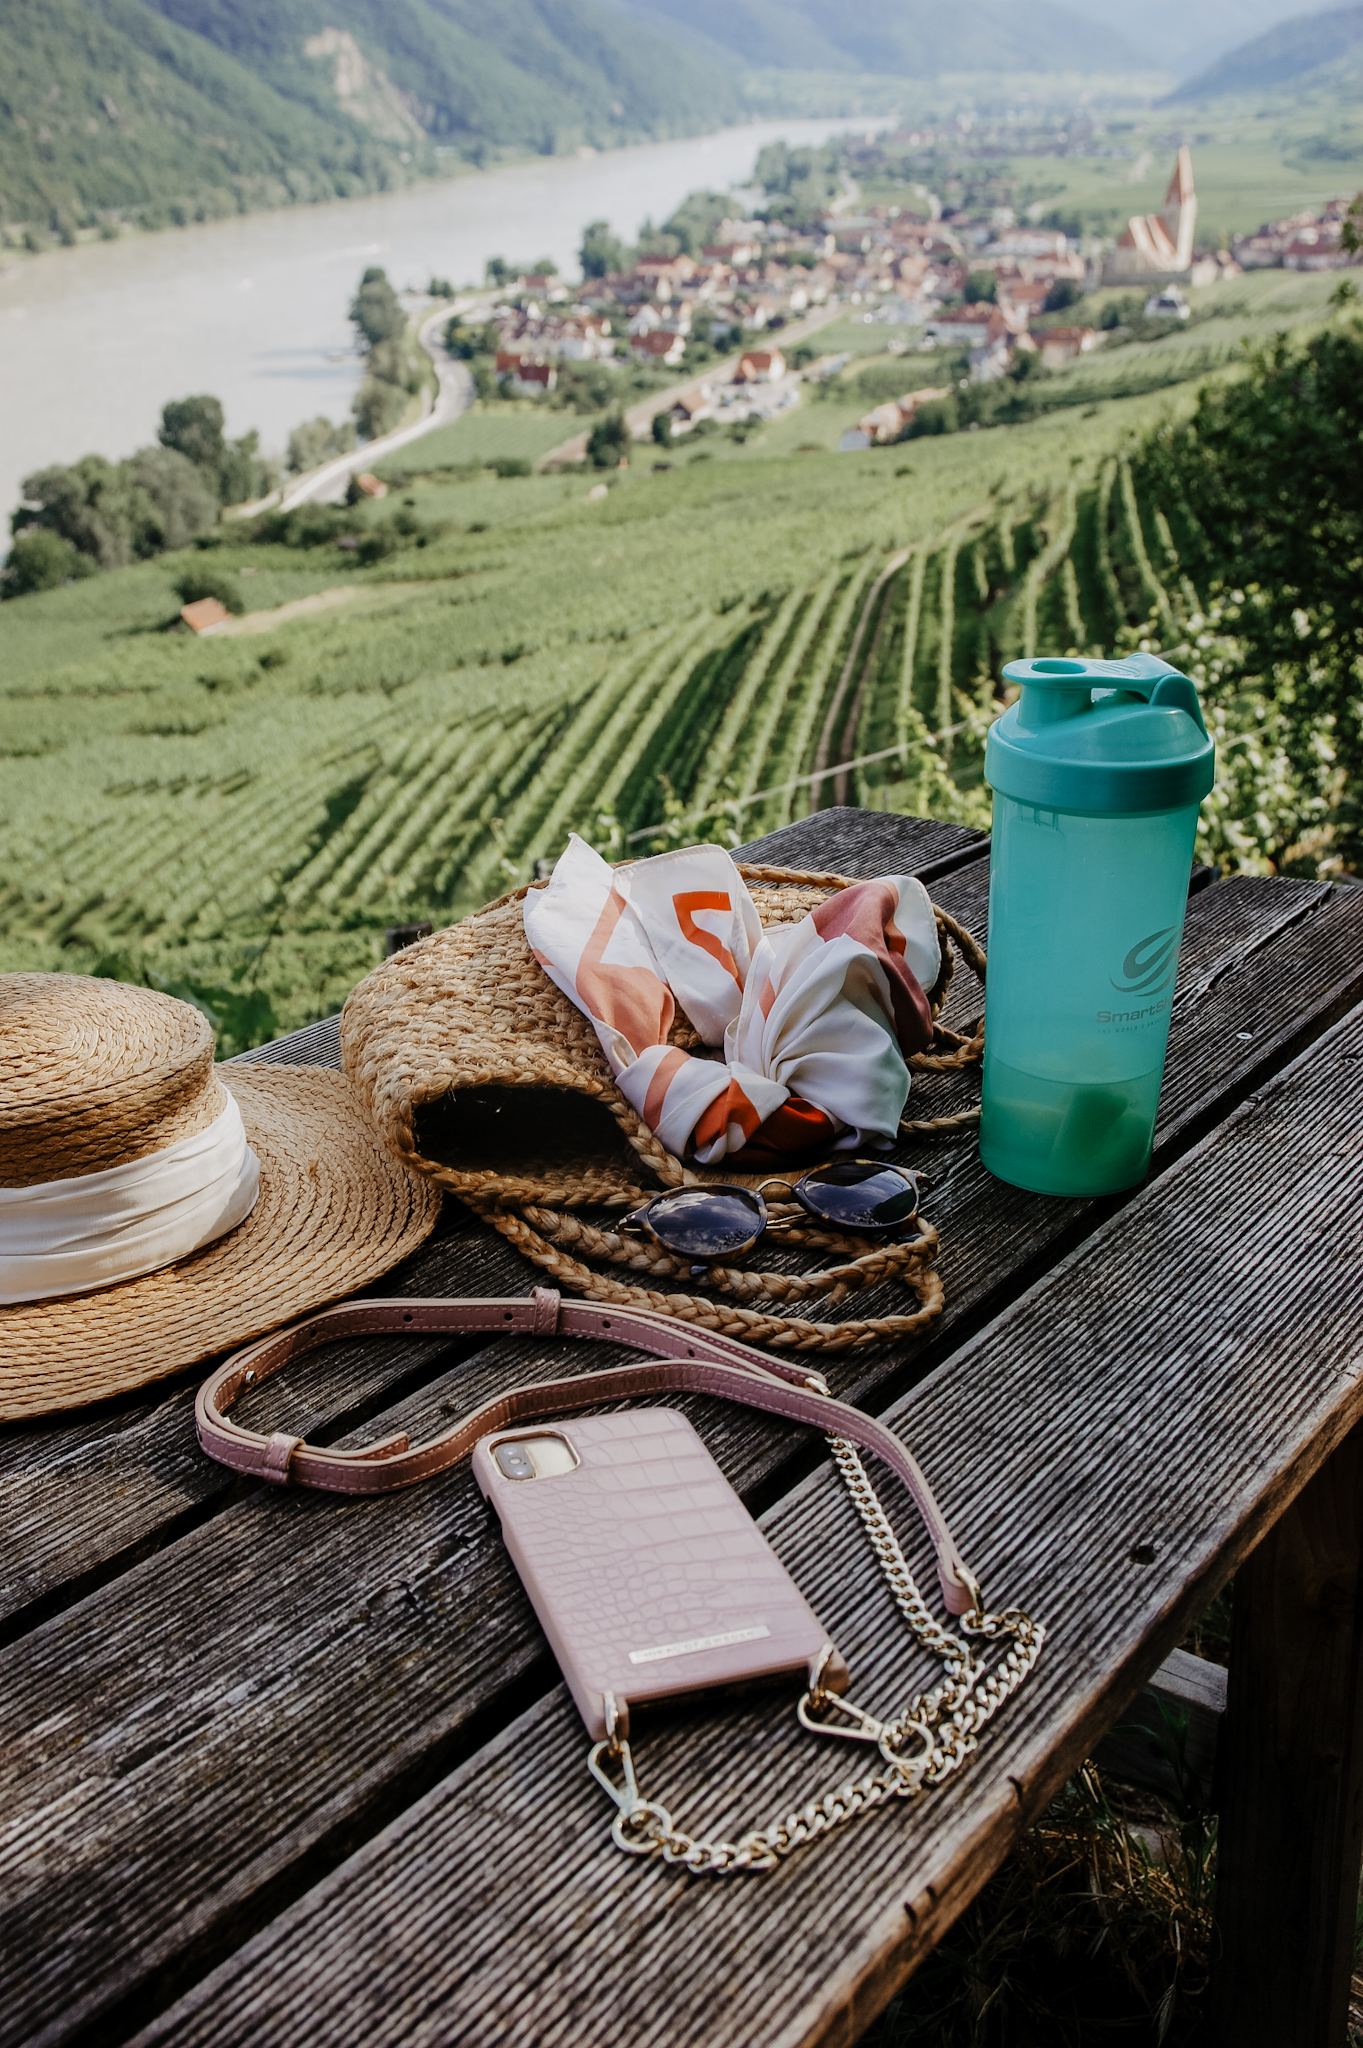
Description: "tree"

(128, 445), (218, 549)
(579, 220), (626, 280)
(286, 416), (357, 474)
(349, 267), (405, 349)
(445, 316), (499, 361)
(217, 429), (276, 509)
(1342, 192), (1362, 256)
(658, 189), (729, 258)
(352, 378), (407, 440)
(1044, 279), (1080, 313)
(964, 271), (997, 304)
(1132, 321), (1363, 868)
(428, 276), (454, 298)
(2, 528), (95, 597)
(587, 412), (630, 468)
(635, 219), (681, 260)
(554, 361), (616, 414)
(157, 395), (268, 505)
(485, 256), (513, 288)
(11, 455), (151, 568)
(651, 410), (673, 447)
(159, 395), (227, 478)
(369, 336), (423, 395)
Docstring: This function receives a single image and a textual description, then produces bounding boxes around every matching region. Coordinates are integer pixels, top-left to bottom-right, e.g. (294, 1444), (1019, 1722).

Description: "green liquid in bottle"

(979, 1058), (1163, 1197)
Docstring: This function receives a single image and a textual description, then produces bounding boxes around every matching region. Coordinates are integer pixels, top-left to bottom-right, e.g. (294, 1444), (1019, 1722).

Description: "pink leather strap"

(196, 1289), (980, 1616)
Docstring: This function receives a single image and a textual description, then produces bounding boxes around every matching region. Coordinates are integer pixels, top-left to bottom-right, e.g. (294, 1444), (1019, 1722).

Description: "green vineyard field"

(0, 283), (1341, 1040)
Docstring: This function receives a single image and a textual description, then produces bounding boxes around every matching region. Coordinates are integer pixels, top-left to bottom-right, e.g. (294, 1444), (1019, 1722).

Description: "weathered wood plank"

(129, 999), (1363, 2048)
(1211, 1418), (1363, 2045)
(1, 823), (1360, 2047)
(0, 1206), (535, 1640)
(1092, 1647), (1226, 1807)
(0, 845), (1270, 1639)
(833, 871), (1363, 1432)
(733, 807), (985, 881)
(0, 903), (1355, 2047)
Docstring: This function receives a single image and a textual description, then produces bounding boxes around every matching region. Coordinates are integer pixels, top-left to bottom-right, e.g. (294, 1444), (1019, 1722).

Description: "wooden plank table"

(2, 810), (1361, 2048)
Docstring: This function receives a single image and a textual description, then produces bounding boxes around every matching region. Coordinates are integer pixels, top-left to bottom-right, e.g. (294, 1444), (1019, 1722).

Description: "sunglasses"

(619, 1159), (923, 1266)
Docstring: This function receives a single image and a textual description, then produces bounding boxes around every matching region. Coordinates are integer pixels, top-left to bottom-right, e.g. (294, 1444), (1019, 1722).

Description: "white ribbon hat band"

(0, 1092), (260, 1305)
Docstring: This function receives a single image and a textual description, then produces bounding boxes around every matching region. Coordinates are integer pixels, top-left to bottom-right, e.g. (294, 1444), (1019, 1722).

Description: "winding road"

(279, 303), (474, 510)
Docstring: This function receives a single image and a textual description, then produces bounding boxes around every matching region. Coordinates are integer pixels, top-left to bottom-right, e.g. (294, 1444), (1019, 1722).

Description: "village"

(465, 147), (1357, 457)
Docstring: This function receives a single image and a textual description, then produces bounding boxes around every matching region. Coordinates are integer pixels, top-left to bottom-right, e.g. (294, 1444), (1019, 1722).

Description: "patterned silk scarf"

(524, 838), (939, 1165)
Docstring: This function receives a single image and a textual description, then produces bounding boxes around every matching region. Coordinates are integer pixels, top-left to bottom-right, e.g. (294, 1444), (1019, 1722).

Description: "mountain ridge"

(0, 0), (743, 233)
(605, 0), (1141, 77)
(1165, 1), (1363, 93)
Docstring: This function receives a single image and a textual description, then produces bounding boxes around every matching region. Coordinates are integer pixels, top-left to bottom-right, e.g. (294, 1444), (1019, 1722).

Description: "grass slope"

(0, 380), (1195, 1033)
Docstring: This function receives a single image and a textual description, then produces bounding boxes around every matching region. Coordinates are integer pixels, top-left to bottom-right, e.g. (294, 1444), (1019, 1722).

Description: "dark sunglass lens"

(797, 1161), (918, 1231)
(644, 1186), (766, 1258)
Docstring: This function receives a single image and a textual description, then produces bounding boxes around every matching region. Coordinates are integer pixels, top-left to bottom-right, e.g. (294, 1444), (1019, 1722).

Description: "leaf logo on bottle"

(1110, 928), (1179, 996)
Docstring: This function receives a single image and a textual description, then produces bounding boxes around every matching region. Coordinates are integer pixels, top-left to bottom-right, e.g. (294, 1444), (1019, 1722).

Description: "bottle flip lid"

(985, 653), (1216, 814)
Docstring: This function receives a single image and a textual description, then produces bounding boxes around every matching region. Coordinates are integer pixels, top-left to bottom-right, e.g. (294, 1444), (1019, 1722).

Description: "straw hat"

(0, 975), (440, 1420)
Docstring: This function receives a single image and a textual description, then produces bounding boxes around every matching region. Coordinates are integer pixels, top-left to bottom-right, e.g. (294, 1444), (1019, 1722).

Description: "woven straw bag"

(341, 864), (985, 1353)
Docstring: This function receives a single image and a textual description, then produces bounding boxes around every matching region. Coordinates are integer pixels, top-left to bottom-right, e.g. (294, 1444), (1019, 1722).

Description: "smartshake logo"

(1096, 927), (1178, 1026)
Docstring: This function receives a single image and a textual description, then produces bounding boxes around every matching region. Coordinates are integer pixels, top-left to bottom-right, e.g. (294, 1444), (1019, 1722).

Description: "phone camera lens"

(495, 1443), (536, 1481)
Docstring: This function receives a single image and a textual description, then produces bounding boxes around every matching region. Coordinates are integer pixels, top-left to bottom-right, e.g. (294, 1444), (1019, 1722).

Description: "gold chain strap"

(588, 1432), (1045, 1875)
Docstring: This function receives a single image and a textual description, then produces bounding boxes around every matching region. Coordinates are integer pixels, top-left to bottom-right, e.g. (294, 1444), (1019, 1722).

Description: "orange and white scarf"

(524, 837), (939, 1165)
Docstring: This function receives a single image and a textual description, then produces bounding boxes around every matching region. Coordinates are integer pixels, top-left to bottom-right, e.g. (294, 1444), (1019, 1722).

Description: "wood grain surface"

(129, 999), (1363, 2048)
(0, 812), (1359, 2048)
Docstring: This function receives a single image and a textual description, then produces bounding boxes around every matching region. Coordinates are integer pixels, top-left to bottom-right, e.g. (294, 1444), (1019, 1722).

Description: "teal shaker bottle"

(980, 653), (1215, 1196)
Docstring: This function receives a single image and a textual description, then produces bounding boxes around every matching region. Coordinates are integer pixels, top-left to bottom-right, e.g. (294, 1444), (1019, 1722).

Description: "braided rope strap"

(901, 907), (986, 1134)
(472, 1197), (946, 1354)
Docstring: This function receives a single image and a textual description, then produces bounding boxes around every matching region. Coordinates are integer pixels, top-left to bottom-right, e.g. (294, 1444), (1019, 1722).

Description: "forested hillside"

(0, 0), (739, 234)
(1, 304), (1357, 1048)
(1169, 1), (1363, 95)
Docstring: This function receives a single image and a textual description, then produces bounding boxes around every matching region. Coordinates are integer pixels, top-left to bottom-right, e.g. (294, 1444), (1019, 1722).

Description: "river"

(0, 118), (867, 522)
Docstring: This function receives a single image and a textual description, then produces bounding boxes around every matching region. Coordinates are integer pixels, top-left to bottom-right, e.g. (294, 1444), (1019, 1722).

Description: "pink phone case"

(472, 1407), (849, 1742)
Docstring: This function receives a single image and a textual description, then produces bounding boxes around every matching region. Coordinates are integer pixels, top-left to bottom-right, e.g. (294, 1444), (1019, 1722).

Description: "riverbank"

(0, 120), (865, 524)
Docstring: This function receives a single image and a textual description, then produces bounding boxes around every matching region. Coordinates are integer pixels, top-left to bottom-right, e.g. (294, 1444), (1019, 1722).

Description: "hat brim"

(0, 1065), (440, 1421)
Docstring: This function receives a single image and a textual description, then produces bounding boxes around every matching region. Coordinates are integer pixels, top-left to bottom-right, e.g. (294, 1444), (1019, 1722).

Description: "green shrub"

(904, 397), (959, 438)
(587, 412), (631, 469)
(1132, 319), (1363, 872)
(250, 504), (353, 549)
(173, 565), (245, 614)
(2, 528), (95, 596)
(355, 527), (400, 565)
